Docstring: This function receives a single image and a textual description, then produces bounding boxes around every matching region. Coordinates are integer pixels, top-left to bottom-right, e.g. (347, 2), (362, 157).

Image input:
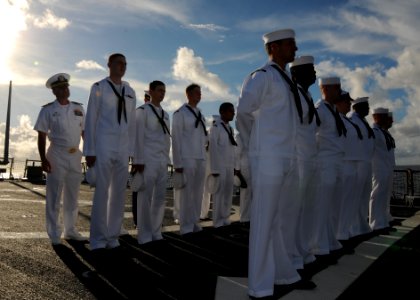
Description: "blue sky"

(1, 0), (420, 165)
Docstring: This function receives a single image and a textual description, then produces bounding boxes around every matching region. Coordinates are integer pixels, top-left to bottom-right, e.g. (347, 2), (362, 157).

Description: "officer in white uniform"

(34, 73), (86, 245)
(347, 97), (375, 236)
(369, 107), (396, 231)
(208, 103), (237, 228)
(236, 29), (315, 299)
(335, 91), (364, 241)
(172, 84), (208, 235)
(133, 81), (170, 244)
(289, 55), (320, 266)
(84, 53), (137, 250)
(312, 77), (345, 256)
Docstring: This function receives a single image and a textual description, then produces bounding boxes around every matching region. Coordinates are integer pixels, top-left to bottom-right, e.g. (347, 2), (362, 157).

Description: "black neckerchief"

(343, 116), (363, 140)
(107, 80), (126, 124)
(357, 115), (375, 139)
(221, 122), (238, 146)
(380, 128), (395, 151)
(148, 103), (171, 136)
(271, 65), (303, 123)
(297, 86), (321, 126)
(324, 102), (347, 137)
(185, 105), (208, 136)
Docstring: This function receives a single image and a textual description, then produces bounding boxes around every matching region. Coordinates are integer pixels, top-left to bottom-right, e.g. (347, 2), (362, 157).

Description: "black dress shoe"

(290, 279), (317, 290)
(249, 295), (274, 299)
(316, 254), (338, 265)
(274, 279), (316, 297)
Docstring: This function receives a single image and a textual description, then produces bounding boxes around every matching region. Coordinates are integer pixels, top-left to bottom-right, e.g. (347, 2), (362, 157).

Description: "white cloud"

(0, 115), (38, 163)
(76, 60), (105, 71)
(31, 9), (70, 30)
(172, 47), (233, 100)
(185, 23), (228, 32)
(207, 51), (260, 66)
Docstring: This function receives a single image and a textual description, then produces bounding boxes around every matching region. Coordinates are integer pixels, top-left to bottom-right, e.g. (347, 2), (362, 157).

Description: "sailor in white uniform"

(335, 91), (364, 241)
(289, 55), (320, 266)
(34, 73), (86, 245)
(172, 84), (208, 235)
(369, 107), (396, 231)
(84, 53), (137, 250)
(133, 81), (170, 244)
(347, 97), (375, 236)
(208, 103), (237, 228)
(311, 77), (345, 256)
(236, 29), (315, 298)
(200, 115), (219, 220)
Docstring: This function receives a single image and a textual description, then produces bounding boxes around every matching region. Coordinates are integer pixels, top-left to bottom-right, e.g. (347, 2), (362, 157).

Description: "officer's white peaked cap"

(46, 73), (70, 89)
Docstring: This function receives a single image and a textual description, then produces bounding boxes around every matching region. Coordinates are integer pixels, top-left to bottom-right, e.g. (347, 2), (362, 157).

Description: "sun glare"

(0, 0), (28, 83)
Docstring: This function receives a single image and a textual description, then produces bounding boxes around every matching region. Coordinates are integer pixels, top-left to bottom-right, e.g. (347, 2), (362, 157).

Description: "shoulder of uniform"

(71, 101), (83, 106)
(137, 106), (145, 110)
(42, 101), (54, 107)
(250, 68), (267, 76)
(94, 82), (100, 86)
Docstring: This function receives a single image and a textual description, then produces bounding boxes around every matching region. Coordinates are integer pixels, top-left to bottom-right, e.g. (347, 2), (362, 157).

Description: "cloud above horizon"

(172, 47), (233, 100)
(75, 60), (106, 71)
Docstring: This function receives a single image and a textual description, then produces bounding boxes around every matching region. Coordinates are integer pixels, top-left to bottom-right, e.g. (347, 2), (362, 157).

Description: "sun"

(0, 0), (28, 83)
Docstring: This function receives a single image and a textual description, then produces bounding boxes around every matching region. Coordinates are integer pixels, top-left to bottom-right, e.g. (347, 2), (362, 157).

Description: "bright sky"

(0, 0), (420, 165)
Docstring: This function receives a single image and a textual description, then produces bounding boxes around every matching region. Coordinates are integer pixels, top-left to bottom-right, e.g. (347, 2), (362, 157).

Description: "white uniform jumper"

(237, 61), (301, 298)
(337, 114), (363, 240)
(294, 88), (319, 265)
(84, 77), (136, 250)
(369, 124), (395, 230)
(208, 118), (236, 227)
(172, 104), (208, 234)
(312, 100), (345, 254)
(134, 103), (170, 244)
(34, 100), (84, 241)
(348, 111), (375, 236)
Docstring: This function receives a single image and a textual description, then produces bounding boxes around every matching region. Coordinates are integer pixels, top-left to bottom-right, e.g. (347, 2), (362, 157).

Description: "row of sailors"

(235, 28), (397, 298)
(34, 46), (396, 298)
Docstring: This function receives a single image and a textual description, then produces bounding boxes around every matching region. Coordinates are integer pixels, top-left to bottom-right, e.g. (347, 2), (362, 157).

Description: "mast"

(1, 81), (11, 165)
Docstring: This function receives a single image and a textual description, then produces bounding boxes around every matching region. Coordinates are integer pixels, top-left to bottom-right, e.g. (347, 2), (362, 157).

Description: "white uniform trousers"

(369, 168), (393, 230)
(295, 159), (317, 265)
(239, 163), (251, 223)
(89, 151), (129, 250)
(137, 162), (167, 244)
(309, 159), (343, 255)
(173, 189), (180, 220)
(200, 157), (212, 219)
(248, 157), (301, 298)
(179, 159), (206, 234)
(336, 160), (358, 240)
(212, 168), (234, 228)
(45, 145), (82, 240)
(350, 161), (373, 236)
(200, 188), (211, 219)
